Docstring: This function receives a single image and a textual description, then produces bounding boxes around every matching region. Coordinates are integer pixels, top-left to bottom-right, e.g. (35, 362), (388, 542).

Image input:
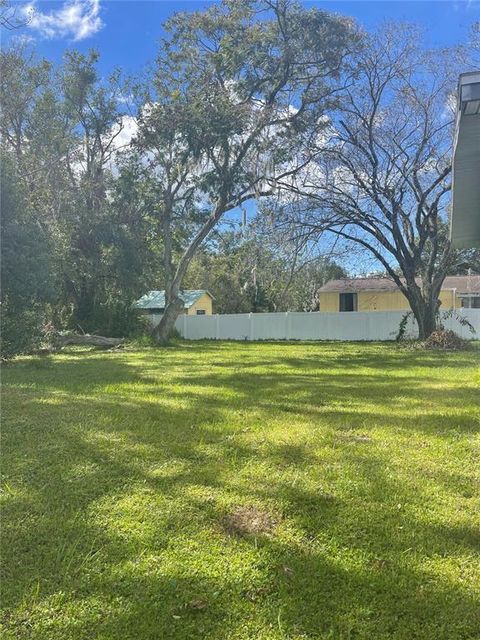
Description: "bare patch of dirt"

(223, 505), (278, 537)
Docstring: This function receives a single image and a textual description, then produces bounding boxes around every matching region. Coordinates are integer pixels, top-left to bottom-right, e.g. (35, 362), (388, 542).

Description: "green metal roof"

(134, 290), (212, 310)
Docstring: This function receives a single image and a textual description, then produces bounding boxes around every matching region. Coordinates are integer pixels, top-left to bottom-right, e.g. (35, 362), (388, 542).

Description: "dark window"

(461, 296), (480, 309)
(196, 309), (206, 315)
(339, 292), (357, 312)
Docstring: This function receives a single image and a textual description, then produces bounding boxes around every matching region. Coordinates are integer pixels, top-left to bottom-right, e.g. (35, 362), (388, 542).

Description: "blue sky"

(3, 0), (479, 274)
(4, 1), (480, 77)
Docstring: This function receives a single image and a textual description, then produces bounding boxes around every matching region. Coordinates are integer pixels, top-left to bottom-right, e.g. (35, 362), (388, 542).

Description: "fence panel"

(183, 314), (217, 339)
(289, 312), (321, 340)
(442, 309), (479, 338)
(218, 314), (251, 340)
(251, 312), (288, 340)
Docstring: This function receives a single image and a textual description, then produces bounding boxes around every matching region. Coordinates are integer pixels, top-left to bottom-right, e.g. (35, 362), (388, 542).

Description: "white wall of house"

(173, 309), (480, 341)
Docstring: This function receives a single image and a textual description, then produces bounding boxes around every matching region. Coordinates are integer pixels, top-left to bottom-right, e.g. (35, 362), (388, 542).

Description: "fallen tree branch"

(53, 333), (125, 349)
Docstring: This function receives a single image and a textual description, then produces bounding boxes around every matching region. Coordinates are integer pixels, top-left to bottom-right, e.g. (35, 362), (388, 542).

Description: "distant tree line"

(1, 0), (478, 355)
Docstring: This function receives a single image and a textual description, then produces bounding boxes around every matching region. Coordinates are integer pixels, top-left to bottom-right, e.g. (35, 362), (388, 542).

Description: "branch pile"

(421, 329), (470, 351)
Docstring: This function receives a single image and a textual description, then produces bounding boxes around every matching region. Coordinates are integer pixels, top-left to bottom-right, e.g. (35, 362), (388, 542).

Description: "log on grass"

(55, 333), (125, 349)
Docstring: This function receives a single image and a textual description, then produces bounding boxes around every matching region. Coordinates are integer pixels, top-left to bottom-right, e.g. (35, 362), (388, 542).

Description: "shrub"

(1, 304), (47, 359)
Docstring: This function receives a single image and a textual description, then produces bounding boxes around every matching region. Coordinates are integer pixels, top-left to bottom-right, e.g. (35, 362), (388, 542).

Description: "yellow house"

(318, 275), (480, 312)
(134, 289), (214, 317)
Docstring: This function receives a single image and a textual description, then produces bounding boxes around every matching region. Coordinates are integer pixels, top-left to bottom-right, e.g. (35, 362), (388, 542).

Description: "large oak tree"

(135, 0), (357, 341)
(273, 25), (464, 338)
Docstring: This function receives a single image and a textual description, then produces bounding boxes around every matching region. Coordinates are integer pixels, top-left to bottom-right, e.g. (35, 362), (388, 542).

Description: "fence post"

(249, 313), (254, 341)
(216, 314), (220, 340)
(183, 313), (187, 339)
(285, 311), (290, 340)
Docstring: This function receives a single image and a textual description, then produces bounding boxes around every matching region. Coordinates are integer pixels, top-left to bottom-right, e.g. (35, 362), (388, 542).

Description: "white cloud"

(9, 33), (36, 46)
(23, 0), (103, 41)
(108, 115), (138, 153)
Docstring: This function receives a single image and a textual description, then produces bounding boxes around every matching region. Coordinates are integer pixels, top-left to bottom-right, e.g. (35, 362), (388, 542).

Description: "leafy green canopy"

(135, 0), (357, 340)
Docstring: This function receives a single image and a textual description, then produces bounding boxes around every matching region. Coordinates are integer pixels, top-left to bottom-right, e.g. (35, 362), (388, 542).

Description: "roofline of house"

(133, 289), (215, 310)
(318, 286), (476, 294)
(155, 289), (216, 302)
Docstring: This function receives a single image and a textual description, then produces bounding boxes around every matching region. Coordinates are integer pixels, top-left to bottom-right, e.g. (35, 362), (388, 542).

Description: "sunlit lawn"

(1, 341), (479, 640)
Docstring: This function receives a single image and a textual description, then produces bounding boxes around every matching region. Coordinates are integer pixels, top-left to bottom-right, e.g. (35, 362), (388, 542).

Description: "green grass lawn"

(2, 341), (480, 640)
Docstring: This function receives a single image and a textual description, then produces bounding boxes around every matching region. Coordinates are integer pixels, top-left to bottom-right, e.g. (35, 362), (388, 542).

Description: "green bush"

(1, 304), (46, 359)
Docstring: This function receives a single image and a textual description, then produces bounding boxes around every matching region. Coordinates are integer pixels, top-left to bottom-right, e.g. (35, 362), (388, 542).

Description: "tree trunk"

(415, 305), (438, 340)
(162, 200), (173, 304)
(73, 278), (96, 332)
(153, 196), (228, 344)
(152, 294), (184, 343)
(408, 294), (439, 340)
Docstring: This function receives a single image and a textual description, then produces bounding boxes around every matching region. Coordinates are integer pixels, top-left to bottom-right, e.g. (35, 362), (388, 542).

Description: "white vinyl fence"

(173, 309), (480, 342)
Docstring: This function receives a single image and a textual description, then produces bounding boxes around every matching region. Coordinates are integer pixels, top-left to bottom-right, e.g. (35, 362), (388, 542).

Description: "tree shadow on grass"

(2, 345), (479, 639)
(170, 368), (479, 438)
